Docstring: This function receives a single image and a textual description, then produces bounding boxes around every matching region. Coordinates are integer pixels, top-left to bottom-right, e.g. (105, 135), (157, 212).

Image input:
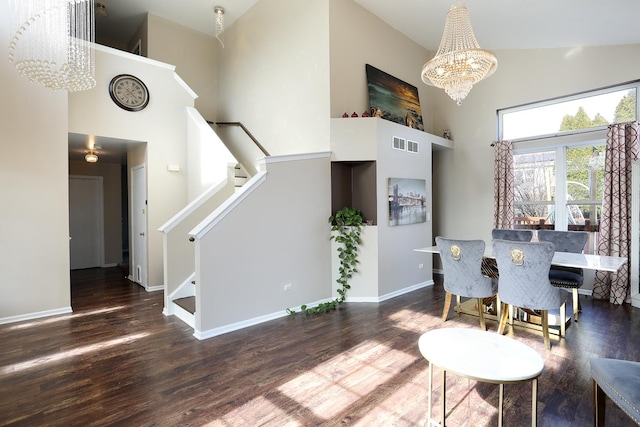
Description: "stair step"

(173, 296), (195, 314)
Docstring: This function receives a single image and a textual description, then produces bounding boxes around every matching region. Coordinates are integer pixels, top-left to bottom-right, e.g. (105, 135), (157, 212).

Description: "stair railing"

(208, 121), (271, 157)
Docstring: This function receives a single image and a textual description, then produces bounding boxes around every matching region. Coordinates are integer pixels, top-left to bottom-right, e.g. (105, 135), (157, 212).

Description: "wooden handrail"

(207, 121), (270, 157)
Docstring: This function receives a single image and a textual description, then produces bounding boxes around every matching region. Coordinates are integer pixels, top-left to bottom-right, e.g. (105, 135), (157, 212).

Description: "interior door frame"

(130, 163), (148, 288)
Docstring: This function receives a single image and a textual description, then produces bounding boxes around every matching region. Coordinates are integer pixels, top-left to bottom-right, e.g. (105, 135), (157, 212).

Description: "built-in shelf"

(331, 161), (377, 225)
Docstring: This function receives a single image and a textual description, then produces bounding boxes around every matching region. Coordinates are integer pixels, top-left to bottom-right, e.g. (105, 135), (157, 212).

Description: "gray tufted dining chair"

(436, 237), (499, 331)
(537, 230), (588, 322)
(482, 229), (534, 278)
(491, 228), (534, 242)
(493, 239), (567, 350)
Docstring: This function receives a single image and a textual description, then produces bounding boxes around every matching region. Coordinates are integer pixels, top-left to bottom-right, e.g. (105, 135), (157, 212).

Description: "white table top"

(418, 328), (544, 384)
(414, 245), (627, 273)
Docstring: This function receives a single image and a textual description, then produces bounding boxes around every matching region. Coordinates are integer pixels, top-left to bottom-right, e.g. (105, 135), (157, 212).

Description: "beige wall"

(69, 161), (123, 266)
(217, 0), (331, 158)
(329, 0), (434, 134)
(196, 154), (332, 334)
(147, 14), (218, 121)
(69, 46), (196, 289)
(0, 2), (71, 320)
(432, 44), (640, 245)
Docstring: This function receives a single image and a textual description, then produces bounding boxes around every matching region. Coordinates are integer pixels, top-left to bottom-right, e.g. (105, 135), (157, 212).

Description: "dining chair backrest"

(492, 239), (565, 310)
(491, 228), (533, 242)
(537, 230), (588, 254)
(435, 237), (495, 298)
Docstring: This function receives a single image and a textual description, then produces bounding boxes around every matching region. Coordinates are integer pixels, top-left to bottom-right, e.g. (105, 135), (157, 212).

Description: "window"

(498, 81), (639, 254)
(501, 83), (637, 141)
(513, 145), (604, 232)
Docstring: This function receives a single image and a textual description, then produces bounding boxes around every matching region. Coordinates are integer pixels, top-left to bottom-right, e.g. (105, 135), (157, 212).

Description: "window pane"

(566, 145), (605, 202)
(503, 88), (636, 140)
(514, 151), (556, 203)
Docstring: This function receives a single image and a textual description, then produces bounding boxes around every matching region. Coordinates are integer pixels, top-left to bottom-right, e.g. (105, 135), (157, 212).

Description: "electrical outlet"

(283, 283), (292, 291)
(419, 263), (424, 269)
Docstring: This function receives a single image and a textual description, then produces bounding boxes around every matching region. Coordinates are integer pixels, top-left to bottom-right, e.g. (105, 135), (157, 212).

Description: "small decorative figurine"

(362, 110), (370, 117)
(443, 130), (452, 140)
(351, 112), (358, 117)
(342, 112), (349, 118)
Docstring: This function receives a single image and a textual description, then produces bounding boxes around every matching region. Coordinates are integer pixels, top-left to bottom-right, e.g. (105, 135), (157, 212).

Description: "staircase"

(234, 164), (249, 189)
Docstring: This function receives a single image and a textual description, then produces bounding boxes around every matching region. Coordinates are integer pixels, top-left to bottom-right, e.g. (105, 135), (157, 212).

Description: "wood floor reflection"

(0, 268), (638, 426)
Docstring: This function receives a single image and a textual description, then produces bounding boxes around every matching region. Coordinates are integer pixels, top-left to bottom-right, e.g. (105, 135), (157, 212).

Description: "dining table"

(415, 244), (628, 334)
(414, 245), (628, 273)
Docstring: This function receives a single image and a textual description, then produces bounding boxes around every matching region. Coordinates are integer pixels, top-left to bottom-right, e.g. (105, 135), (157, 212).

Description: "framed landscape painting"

(366, 64), (424, 131)
(388, 178), (427, 226)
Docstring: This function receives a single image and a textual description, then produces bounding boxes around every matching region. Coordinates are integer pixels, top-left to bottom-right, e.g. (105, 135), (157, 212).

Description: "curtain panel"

(493, 140), (515, 229)
(593, 122), (639, 305)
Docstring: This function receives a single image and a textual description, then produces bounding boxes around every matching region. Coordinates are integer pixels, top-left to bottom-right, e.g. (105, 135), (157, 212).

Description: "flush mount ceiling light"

(421, 4), (497, 105)
(8, 0), (96, 92)
(214, 6), (225, 48)
(85, 151), (98, 163)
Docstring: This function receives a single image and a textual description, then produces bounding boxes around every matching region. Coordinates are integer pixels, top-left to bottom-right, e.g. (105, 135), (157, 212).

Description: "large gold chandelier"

(421, 4), (497, 105)
(8, 0), (96, 92)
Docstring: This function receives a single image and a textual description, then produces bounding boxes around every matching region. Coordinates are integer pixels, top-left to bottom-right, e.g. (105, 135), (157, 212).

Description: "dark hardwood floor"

(1, 268), (639, 426)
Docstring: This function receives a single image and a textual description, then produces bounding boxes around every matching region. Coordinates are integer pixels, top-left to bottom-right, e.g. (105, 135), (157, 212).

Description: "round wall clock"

(109, 74), (150, 111)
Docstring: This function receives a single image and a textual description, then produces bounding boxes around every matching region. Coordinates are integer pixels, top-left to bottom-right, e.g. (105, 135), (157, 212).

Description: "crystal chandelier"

(214, 6), (225, 48)
(8, 0), (96, 92)
(421, 4), (497, 105)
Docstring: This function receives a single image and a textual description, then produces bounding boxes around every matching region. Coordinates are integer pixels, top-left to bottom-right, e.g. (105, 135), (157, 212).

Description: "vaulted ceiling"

(96, 0), (640, 51)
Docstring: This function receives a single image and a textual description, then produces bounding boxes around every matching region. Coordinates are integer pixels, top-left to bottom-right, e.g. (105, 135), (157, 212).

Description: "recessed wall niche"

(331, 161), (377, 225)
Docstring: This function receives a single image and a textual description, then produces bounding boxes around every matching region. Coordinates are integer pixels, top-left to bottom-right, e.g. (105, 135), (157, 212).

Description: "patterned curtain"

(592, 122), (639, 305)
(493, 140), (515, 229)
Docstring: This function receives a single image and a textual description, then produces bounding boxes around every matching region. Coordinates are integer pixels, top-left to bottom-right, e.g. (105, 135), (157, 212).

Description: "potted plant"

(287, 207), (365, 317)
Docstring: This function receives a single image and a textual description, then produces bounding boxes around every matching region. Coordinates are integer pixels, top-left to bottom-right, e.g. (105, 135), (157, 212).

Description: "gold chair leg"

(442, 292), (452, 322)
(477, 298), (486, 331)
(594, 379), (606, 426)
(498, 303), (509, 335)
(560, 302), (566, 338)
(572, 289), (579, 322)
(542, 310), (550, 350)
(496, 295), (502, 327)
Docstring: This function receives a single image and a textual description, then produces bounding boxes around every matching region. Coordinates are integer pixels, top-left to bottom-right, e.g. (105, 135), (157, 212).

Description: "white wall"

(147, 14), (219, 121)
(217, 0), (331, 158)
(432, 44), (640, 246)
(0, 2), (71, 321)
(69, 46), (197, 289)
(328, 0), (434, 134)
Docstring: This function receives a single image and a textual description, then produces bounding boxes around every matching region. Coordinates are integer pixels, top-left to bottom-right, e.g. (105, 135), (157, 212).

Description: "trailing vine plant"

(287, 207), (365, 317)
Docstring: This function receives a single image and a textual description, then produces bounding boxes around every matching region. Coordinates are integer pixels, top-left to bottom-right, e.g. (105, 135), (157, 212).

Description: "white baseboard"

(193, 282), (437, 341)
(346, 280), (435, 303)
(193, 297), (334, 340)
(0, 306), (72, 325)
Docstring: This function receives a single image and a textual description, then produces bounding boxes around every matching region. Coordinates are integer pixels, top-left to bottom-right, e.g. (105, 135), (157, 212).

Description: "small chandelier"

(421, 4), (497, 105)
(214, 6), (225, 48)
(8, 0), (96, 92)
